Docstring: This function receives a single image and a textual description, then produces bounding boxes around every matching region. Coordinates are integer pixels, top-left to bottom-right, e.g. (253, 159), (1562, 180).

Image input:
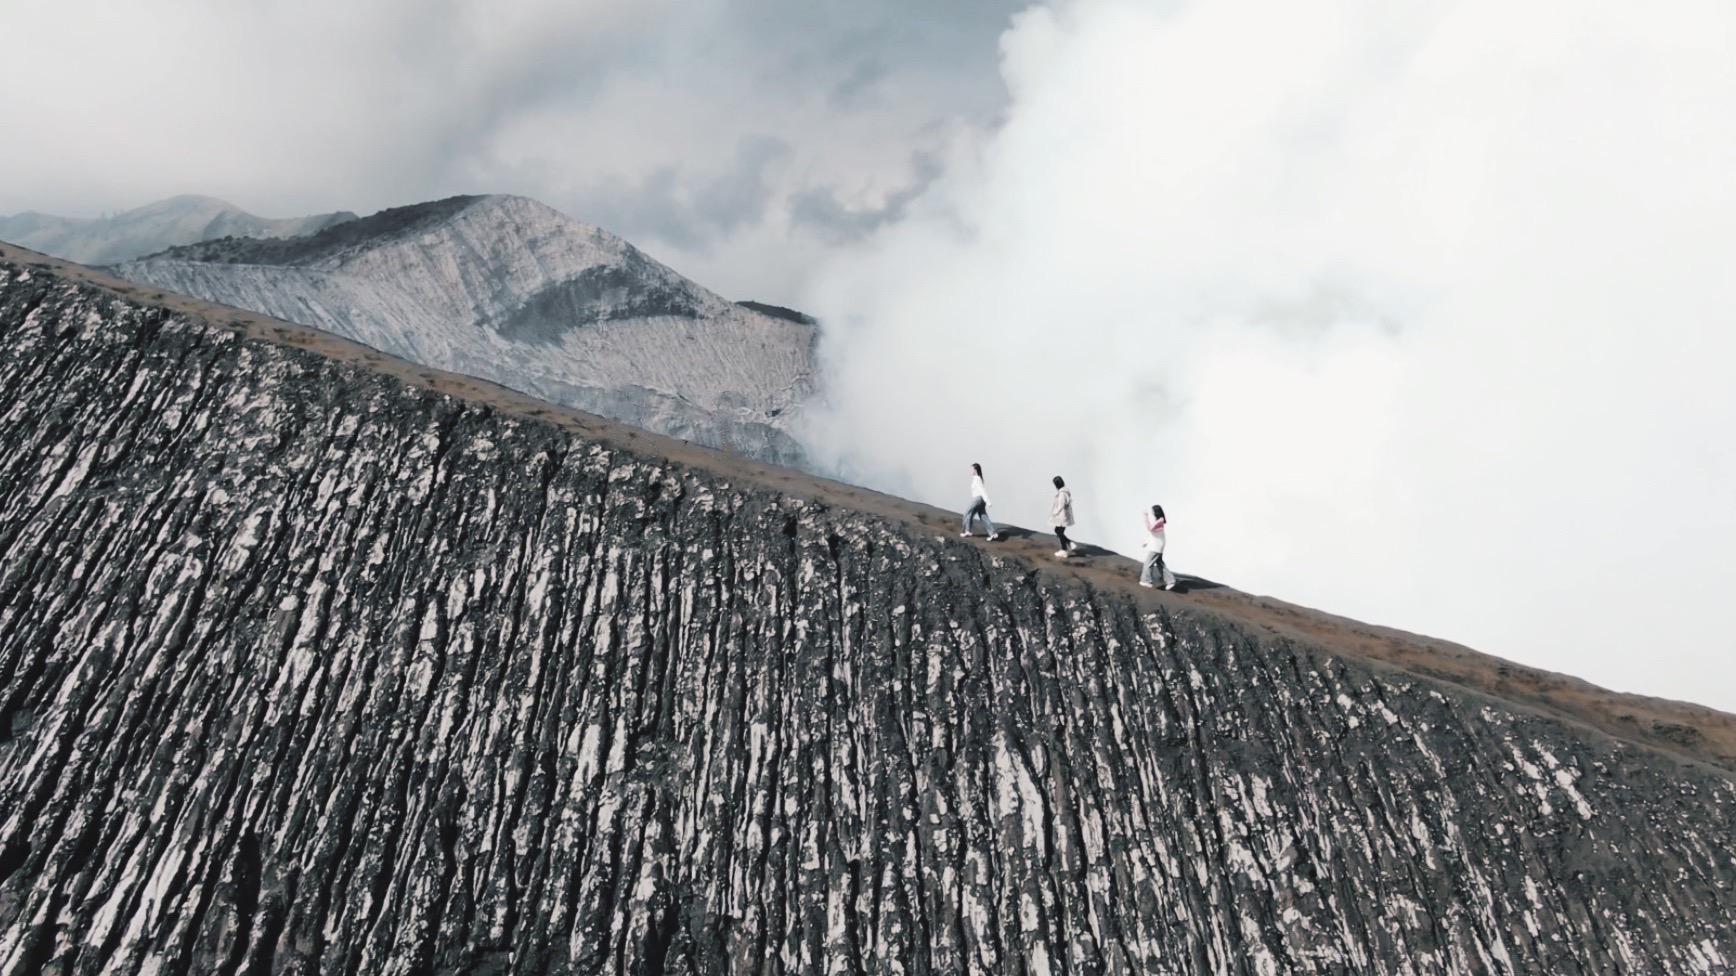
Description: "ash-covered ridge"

(111, 194), (816, 466)
(0, 252), (1734, 974)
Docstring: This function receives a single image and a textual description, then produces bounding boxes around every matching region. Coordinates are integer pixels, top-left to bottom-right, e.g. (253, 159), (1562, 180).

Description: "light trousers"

(1140, 549), (1175, 587)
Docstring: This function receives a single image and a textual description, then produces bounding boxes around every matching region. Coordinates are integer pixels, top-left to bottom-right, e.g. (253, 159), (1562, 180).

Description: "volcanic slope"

(0, 245), (1733, 975)
(108, 194), (816, 466)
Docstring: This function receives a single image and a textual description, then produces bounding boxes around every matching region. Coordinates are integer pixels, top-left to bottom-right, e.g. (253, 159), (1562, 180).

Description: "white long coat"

(1050, 488), (1074, 527)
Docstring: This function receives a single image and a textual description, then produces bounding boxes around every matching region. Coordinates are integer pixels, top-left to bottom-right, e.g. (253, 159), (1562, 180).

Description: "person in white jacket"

(1050, 475), (1076, 558)
(962, 463), (1002, 540)
(1139, 504), (1177, 590)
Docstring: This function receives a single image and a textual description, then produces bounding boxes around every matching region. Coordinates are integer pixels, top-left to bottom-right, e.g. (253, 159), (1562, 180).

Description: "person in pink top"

(1139, 504), (1177, 590)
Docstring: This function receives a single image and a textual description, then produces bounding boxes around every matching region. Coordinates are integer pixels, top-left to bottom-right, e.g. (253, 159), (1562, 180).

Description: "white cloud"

(805, 0), (1736, 709)
(0, 0), (1021, 302)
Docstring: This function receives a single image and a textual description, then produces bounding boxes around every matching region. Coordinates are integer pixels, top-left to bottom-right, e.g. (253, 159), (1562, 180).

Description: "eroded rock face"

(0, 259), (1733, 975)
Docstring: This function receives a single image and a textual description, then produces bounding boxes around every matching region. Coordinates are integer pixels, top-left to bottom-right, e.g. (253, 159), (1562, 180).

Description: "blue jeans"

(964, 498), (996, 535)
(1141, 550), (1175, 586)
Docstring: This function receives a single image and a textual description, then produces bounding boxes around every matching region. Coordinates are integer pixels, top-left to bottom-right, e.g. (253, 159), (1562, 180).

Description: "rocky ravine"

(109, 195), (817, 467)
(0, 249), (1733, 975)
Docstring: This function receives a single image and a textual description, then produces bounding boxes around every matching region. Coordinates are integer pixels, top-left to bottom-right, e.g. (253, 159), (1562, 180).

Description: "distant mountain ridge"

(143, 195), (485, 267)
(0, 194), (357, 265)
(113, 194), (816, 464)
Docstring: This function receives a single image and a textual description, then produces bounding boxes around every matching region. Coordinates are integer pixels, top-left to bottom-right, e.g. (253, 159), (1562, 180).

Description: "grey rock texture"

(0, 196), (356, 266)
(110, 195), (817, 467)
(0, 251), (1734, 975)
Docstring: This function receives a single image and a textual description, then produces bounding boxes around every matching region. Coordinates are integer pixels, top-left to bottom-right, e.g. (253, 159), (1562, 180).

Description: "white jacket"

(970, 475), (990, 505)
(1050, 488), (1074, 527)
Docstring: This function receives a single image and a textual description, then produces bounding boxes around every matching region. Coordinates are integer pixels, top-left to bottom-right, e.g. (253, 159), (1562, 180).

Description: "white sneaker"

(1164, 582), (1176, 591)
(1139, 580), (1154, 588)
(987, 532), (1002, 541)
(961, 532), (973, 538)
(1054, 550), (1069, 558)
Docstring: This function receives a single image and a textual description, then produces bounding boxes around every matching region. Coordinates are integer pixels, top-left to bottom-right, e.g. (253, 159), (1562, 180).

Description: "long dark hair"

(971, 463), (982, 477)
(1151, 504), (1165, 521)
(1053, 475), (1065, 489)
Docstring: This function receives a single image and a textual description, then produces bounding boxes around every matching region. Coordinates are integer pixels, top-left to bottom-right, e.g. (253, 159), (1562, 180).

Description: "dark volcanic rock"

(734, 300), (818, 326)
(494, 261), (708, 343)
(0, 254), (1733, 974)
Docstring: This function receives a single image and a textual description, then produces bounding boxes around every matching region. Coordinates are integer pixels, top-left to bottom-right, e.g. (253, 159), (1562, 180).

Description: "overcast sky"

(0, 0), (1022, 302)
(4, 0), (1734, 712)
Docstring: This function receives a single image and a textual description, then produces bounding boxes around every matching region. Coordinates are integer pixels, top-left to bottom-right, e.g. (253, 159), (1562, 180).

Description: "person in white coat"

(962, 463), (1001, 540)
(1050, 475), (1076, 558)
(1139, 504), (1177, 590)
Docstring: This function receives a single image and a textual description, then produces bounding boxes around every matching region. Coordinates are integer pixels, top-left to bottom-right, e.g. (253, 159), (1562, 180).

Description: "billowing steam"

(801, 0), (1736, 707)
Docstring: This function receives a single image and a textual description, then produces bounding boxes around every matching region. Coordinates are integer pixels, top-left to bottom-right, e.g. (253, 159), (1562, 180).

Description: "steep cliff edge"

(107, 195), (816, 466)
(1, 245), (1733, 974)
